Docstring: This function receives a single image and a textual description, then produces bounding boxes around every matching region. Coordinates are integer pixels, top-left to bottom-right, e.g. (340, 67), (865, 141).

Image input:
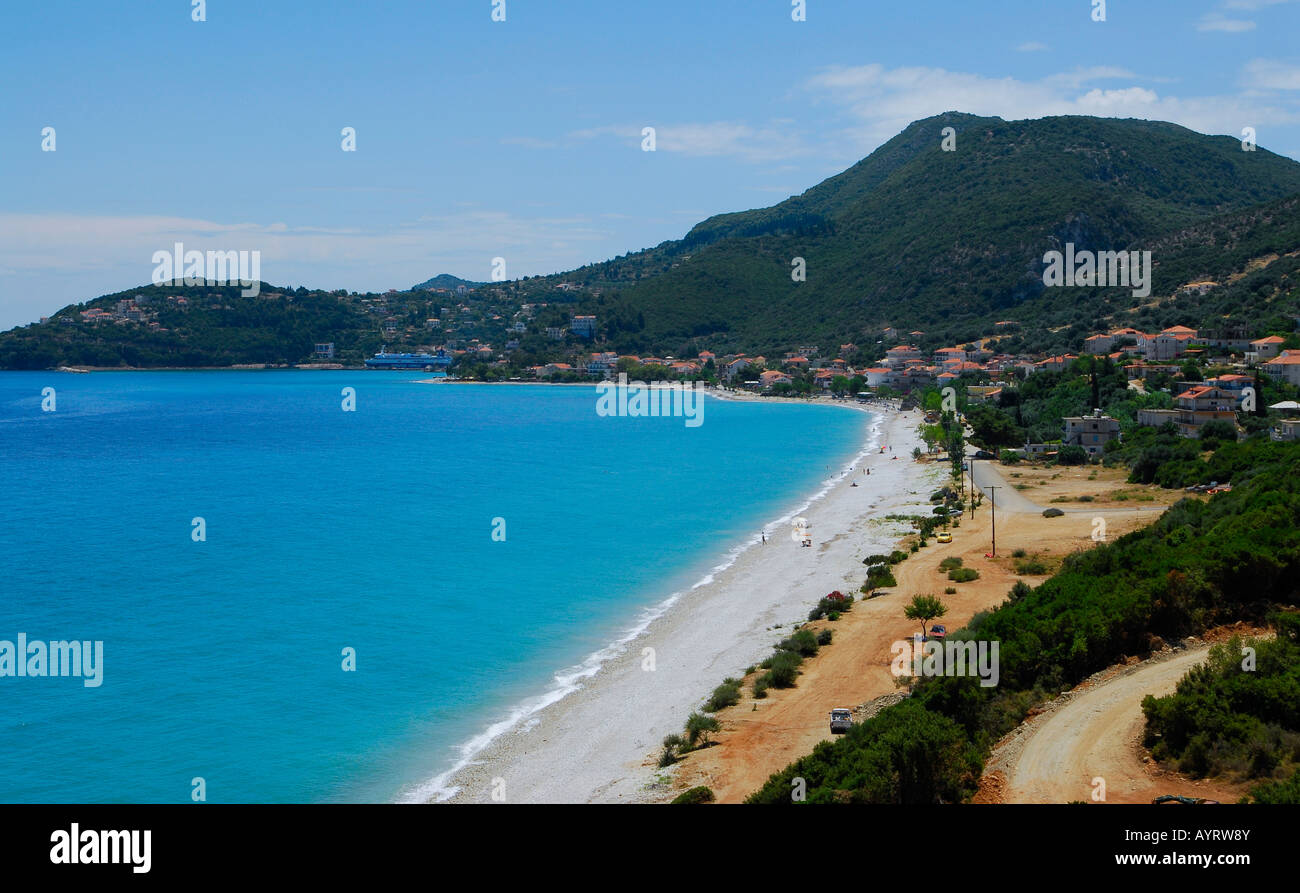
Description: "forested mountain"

(4, 113), (1300, 369)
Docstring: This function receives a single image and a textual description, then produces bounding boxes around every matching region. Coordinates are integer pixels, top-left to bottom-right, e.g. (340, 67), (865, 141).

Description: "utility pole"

(985, 484), (1001, 557)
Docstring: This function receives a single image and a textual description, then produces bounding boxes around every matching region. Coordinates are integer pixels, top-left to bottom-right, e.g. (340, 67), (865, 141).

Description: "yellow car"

(936, 531), (953, 544)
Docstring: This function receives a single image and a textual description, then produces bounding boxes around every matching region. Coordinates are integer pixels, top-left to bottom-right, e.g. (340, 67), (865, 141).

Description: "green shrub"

(778, 629), (820, 657)
(685, 712), (721, 748)
(703, 678), (742, 712)
(764, 651), (802, 688)
(944, 587), (957, 595)
(939, 557), (964, 572)
(947, 567), (979, 583)
(1016, 559), (1048, 575)
(659, 733), (685, 766)
(671, 785), (716, 804)
(809, 593), (855, 621)
(1042, 507), (1064, 518)
(816, 629), (832, 646)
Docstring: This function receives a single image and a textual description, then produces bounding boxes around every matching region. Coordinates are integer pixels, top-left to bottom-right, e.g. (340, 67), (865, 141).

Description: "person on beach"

(761, 530), (766, 544)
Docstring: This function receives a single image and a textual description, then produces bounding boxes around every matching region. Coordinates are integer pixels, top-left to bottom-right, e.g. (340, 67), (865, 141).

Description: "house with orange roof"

(966, 385), (1004, 405)
(884, 345), (922, 366)
(1248, 335), (1285, 363)
(722, 357), (749, 381)
(863, 367), (892, 388)
(759, 370), (793, 389)
(1083, 333), (1114, 354)
(1033, 355), (1078, 373)
(1175, 385), (1238, 437)
(813, 369), (838, 389)
(1146, 328), (1197, 362)
(1263, 351), (1300, 387)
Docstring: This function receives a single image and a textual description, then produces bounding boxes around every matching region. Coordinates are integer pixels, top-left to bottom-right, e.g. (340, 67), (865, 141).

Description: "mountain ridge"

(5, 112), (1300, 369)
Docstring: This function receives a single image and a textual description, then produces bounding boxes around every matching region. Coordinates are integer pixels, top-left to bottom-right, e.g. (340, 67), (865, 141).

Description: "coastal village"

(41, 277), (1300, 446)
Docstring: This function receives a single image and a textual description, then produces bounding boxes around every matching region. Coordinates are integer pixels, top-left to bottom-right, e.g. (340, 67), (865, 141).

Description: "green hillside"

(4, 112), (1300, 369)
(579, 113), (1300, 354)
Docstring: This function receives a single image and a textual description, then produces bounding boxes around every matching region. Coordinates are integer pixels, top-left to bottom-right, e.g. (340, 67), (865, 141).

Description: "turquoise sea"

(0, 372), (870, 803)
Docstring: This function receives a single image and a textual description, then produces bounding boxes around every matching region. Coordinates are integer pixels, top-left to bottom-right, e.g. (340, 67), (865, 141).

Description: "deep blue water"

(0, 372), (868, 802)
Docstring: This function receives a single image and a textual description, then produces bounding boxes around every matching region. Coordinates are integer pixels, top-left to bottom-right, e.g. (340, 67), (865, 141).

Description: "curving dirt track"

(995, 646), (1240, 804)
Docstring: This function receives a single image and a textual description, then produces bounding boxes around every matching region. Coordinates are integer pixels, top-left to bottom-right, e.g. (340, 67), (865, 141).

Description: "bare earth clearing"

(664, 455), (1167, 802)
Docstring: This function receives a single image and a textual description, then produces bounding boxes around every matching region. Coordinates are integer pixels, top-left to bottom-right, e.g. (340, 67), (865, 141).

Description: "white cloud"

(1223, 0), (1296, 8)
(566, 121), (807, 163)
(804, 62), (1300, 161)
(1197, 15), (1257, 31)
(1242, 58), (1300, 90)
(1017, 41), (1049, 52)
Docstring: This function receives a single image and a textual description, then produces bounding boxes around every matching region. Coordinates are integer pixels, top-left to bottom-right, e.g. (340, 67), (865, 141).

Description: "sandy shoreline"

(417, 397), (939, 804)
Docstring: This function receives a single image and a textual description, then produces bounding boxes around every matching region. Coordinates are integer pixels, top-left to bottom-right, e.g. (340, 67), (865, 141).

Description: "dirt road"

(995, 646), (1239, 804)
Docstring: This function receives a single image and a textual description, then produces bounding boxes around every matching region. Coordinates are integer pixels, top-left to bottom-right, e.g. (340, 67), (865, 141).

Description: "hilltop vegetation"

(581, 113), (1300, 356)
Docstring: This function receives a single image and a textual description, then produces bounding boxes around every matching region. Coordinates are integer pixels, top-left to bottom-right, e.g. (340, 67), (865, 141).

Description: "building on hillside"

(1174, 386), (1238, 438)
(1062, 411), (1121, 456)
(1123, 363), (1181, 381)
(1082, 334), (1114, 355)
(884, 345), (922, 366)
(1248, 336), (1285, 363)
(1204, 374), (1254, 406)
(1145, 327), (1196, 362)
(1033, 355), (1077, 373)
(1137, 408), (1180, 428)
(313, 343), (335, 359)
(863, 367), (892, 388)
(1263, 350), (1300, 386)
(1271, 419), (1300, 442)
(570, 315), (597, 338)
(965, 385), (1004, 405)
(722, 357), (749, 381)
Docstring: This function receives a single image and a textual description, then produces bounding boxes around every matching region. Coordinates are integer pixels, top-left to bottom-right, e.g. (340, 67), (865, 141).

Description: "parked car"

(973, 450), (996, 460)
(928, 624), (947, 640)
(829, 708), (854, 734)
(936, 531), (953, 543)
(1152, 795), (1219, 805)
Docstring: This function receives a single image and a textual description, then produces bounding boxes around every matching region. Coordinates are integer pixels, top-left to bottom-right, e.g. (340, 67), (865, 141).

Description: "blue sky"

(2, 0), (1298, 329)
